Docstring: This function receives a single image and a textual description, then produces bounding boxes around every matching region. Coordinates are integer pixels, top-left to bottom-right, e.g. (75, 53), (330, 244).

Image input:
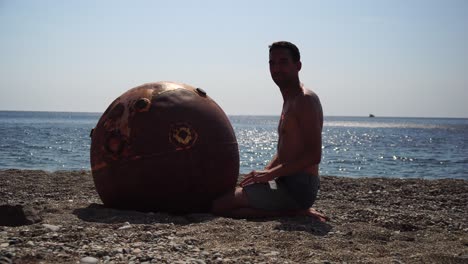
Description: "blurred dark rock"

(0, 204), (42, 226)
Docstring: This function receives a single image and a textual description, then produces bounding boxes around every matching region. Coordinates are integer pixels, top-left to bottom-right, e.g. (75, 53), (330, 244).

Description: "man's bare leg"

(211, 188), (245, 214)
(212, 187), (328, 221)
(212, 187), (284, 218)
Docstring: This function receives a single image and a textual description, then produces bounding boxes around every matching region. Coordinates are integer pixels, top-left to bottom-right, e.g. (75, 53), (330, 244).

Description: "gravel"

(0, 169), (467, 263)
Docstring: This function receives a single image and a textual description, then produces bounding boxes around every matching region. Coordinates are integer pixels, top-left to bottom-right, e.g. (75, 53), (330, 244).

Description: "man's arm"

(242, 154), (279, 186)
(241, 94), (322, 186)
(264, 153), (280, 170)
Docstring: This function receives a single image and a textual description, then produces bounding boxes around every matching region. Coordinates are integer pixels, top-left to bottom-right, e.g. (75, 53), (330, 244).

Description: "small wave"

(324, 121), (460, 130)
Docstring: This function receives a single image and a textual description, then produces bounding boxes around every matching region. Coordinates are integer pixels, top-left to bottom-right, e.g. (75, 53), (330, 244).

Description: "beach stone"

(263, 251), (280, 256)
(118, 223), (132, 230)
(80, 256), (99, 264)
(0, 255), (12, 264)
(7, 238), (21, 245)
(0, 205), (41, 227)
(42, 224), (60, 232)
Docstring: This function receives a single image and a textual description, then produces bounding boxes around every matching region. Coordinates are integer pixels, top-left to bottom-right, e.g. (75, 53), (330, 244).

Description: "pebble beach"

(1, 169), (467, 263)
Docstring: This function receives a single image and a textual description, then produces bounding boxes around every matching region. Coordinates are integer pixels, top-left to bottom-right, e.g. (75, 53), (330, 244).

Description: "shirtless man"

(212, 41), (326, 221)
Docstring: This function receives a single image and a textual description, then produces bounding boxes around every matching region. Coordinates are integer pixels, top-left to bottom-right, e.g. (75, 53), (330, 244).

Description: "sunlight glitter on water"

(1, 113), (467, 179)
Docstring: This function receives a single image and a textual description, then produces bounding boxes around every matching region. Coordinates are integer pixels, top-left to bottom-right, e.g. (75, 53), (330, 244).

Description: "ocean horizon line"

(1, 110), (467, 120)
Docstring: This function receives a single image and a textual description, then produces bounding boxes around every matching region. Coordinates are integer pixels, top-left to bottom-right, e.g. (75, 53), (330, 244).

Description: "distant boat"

(369, 114), (375, 118)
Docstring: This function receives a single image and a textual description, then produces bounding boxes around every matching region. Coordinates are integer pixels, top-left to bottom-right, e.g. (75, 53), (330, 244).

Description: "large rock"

(0, 205), (42, 226)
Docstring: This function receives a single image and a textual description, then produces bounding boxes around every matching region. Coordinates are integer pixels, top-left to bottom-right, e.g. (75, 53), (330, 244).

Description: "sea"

(0, 111), (466, 180)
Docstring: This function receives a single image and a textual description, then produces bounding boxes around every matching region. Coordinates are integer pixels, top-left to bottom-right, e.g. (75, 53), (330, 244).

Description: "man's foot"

(300, 208), (328, 222)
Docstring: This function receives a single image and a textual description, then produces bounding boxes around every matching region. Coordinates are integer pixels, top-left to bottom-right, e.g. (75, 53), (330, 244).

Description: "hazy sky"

(1, 0), (467, 117)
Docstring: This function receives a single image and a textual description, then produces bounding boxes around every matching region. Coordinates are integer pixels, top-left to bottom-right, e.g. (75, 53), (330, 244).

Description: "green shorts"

(243, 172), (320, 211)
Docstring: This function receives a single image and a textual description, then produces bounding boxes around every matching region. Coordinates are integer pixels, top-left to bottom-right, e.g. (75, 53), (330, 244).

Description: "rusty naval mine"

(90, 82), (239, 213)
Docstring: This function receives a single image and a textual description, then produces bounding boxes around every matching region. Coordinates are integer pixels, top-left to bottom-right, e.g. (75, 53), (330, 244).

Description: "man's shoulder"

(291, 88), (322, 123)
(295, 88), (321, 109)
(303, 87), (320, 100)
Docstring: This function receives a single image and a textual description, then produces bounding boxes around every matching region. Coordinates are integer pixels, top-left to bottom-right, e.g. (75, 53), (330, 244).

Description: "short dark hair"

(269, 41), (301, 62)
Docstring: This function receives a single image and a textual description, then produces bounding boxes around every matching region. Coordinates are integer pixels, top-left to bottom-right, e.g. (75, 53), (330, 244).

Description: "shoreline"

(1, 169), (467, 263)
(1, 168), (465, 181)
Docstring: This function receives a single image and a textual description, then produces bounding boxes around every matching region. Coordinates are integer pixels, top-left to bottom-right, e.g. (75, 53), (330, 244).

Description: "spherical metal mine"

(90, 82), (239, 213)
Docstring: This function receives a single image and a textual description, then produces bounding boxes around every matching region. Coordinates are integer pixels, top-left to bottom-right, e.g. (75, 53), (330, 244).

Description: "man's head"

(269, 41), (301, 62)
(268, 41), (302, 88)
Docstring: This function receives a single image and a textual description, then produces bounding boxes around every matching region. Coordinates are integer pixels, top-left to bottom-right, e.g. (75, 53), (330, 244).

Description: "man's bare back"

(278, 88), (323, 176)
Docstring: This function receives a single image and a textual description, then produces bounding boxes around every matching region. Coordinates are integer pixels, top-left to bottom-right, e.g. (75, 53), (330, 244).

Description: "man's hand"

(240, 170), (273, 187)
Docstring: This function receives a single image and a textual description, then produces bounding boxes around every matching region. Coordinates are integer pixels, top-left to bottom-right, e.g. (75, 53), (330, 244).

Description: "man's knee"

(234, 187), (249, 206)
(211, 188), (236, 214)
(211, 187), (248, 215)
